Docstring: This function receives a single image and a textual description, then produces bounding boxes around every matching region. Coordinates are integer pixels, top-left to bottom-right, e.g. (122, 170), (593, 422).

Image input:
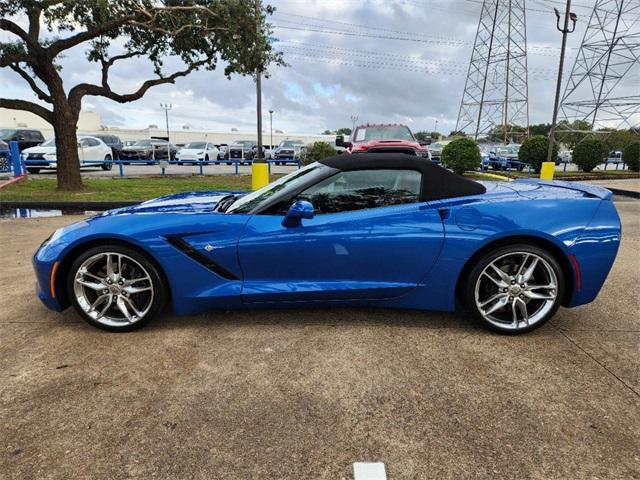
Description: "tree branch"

(47, 15), (138, 57)
(0, 98), (52, 123)
(0, 19), (40, 51)
(68, 60), (208, 109)
(8, 64), (52, 103)
(99, 50), (145, 87)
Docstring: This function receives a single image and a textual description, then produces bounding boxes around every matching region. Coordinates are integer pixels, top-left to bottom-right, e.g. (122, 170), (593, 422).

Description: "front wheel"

(67, 245), (167, 332)
(27, 167), (41, 174)
(101, 155), (113, 171)
(463, 244), (564, 334)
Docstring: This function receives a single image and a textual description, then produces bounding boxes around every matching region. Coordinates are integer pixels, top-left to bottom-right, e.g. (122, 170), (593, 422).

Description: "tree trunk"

(52, 104), (83, 190)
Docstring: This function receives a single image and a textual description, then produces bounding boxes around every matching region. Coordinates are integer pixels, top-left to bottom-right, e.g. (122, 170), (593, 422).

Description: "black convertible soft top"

(319, 153), (486, 202)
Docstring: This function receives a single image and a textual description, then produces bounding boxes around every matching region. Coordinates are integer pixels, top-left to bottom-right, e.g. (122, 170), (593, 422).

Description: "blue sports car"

(33, 154), (621, 334)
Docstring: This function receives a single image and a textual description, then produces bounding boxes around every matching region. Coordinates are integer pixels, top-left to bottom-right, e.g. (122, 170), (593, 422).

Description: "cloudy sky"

(1, 0), (635, 135)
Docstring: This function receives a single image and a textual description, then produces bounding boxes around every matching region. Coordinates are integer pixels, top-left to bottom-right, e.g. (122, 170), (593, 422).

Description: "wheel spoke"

(516, 254), (530, 277)
(106, 254), (115, 277)
(484, 296), (509, 316)
(123, 297), (142, 317)
(479, 292), (506, 307)
(524, 290), (556, 300)
(511, 299), (518, 326)
(516, 298), (529, 325)
(116, 296), (133, 322)
(117, 254), (123, 277)
(482, 271), (507, 288)
(80, 269), (104, 283)
(76, 278), (104, 291)
(489, 263), (511, 283)
(124, 285), (152, 294)
(527, 283), (556, 290)
(129, 275), (151, 285)
(522, 257), (539, 282)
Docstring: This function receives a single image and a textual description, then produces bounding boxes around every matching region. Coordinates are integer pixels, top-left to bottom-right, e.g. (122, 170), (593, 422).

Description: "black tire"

(227, 161), (232, 165)
(177, 162), (183, 165)
(204, 154), (209, 164)
(462, 243), (565, 334)
(101, 155), (113, 171)
(66, 244), (167, 332)
(27, 167), (41, 174)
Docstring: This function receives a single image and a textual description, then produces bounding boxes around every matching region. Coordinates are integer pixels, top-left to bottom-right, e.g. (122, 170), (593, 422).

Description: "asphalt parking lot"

(1, 198), (639, 479)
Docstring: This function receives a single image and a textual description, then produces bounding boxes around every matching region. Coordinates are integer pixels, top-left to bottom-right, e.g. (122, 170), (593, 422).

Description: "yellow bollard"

(251, 162), (269, 190)
(540, 161), (555, 180)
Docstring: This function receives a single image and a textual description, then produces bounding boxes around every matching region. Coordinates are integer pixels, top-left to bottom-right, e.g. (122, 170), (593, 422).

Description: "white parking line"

(353, 462), (387, 480)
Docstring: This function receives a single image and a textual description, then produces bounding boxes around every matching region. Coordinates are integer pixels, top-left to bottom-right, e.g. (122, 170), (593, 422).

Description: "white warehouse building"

(0, 108), (334, 146)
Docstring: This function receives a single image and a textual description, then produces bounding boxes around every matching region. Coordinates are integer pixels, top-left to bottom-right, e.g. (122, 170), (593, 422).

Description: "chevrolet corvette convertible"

(33, 154), (621, 334)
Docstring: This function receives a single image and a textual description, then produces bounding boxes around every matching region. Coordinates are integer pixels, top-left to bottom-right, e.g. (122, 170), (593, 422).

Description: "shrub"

(441, 138), (481, 175)
(622, 141), (640, 172)
(300, 141), (336, 166)
(518, 135), (557, 173)
(573, 137), (606, 172)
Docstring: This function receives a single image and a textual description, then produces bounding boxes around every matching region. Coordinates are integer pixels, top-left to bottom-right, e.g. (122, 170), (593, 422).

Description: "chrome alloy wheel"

(73, 252), (154, 327)
(474, 251), (558, 331)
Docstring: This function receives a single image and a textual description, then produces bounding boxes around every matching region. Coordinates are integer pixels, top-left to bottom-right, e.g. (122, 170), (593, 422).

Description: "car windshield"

(133, 140), (152, 146)
(40, 138), (56, 146)
(226, 163), (328, 214)
(184, 142), (207, 149)
(354, 126), (414, 142)
(232, 140), (254, 147)
(0, 129), (16, 139)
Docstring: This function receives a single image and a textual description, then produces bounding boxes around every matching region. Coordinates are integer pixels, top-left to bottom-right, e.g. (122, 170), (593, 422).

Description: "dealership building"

(0, 108), (333, 146)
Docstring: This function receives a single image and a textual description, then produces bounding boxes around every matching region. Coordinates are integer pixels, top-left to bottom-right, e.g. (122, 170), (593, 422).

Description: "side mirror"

(282, 200), (314, 228)
(335, 135), (352, 149)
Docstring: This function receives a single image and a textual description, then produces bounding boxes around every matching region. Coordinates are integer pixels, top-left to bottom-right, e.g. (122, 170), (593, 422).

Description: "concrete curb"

(606, 188), (640, 199)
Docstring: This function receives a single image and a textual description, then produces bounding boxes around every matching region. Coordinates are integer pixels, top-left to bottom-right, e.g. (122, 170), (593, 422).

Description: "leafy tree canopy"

(0, 0), (283, 189)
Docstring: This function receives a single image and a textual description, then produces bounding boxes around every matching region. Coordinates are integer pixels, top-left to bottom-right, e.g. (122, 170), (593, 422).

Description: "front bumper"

(32, 253), (64, 312)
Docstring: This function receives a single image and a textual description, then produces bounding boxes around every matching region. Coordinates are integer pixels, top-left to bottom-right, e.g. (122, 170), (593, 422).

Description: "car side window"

(86, 138), (100, 147)
(295, 169), (422, 215)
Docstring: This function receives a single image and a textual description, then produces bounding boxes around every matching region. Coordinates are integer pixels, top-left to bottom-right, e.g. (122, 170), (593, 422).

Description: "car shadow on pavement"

(141, 306), (489, 335)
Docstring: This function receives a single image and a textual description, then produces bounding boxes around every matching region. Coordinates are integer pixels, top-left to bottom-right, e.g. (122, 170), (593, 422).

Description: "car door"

(237, 169), (445, 303)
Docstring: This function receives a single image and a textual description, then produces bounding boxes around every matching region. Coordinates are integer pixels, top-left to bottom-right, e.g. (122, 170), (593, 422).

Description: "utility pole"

(252, 0), (268, 189)
(546, 1), (577, 163)
(269, 109), (274, 150)
(160, 103), (172, 160)
(434, 119), (438, 136)
(350, 114), (358, 132)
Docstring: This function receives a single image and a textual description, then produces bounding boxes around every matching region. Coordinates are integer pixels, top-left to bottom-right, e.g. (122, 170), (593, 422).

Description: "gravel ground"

(1, 198), (639, 479)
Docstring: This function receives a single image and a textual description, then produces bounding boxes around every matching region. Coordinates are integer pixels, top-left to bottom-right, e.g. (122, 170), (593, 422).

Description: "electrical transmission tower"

(560, 0), (640, 132)
(456, 0), (529, 143)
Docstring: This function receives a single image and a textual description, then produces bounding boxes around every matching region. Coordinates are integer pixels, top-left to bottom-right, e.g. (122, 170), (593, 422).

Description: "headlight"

(196, 151), (204, 155)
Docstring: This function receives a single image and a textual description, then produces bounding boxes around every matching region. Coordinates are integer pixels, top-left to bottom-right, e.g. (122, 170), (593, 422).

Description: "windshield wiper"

(215, 194), (237, 213)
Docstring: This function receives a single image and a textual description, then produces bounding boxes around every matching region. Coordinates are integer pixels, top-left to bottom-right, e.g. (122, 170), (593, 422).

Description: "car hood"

(122, 146), (152, 151)
(178, 148), (207, 154)
(23, 146), (56, 154)
(96, 191), (244, 217)
(352, 139), (426, 150)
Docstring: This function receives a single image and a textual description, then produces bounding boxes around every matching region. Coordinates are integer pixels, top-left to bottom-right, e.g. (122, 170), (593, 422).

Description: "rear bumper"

(566, 199), (621, 307)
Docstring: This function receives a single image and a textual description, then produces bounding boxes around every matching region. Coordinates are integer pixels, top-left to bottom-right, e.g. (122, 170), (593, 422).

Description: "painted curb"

(0, 174), (27, 190)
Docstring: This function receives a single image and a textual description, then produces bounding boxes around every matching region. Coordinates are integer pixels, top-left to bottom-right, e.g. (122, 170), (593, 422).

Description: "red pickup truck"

(336, 123), (431, 159)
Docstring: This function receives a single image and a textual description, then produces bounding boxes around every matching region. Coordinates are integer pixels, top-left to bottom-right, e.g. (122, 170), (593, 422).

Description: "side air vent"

(165, 235), (239, 280)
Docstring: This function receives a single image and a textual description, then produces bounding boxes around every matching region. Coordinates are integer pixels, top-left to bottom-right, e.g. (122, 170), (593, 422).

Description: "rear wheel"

(27, 167), (41, 174)
(463, 244), (564, 334)
(67, 245), (167, 332)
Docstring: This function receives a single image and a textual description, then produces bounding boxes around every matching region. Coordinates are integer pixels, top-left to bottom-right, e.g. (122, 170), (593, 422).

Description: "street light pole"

(269, 110), (274, 151)
(546, 1), (577, 163)
(350, 114), (358, 133)
(160, 103), (172, 160)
